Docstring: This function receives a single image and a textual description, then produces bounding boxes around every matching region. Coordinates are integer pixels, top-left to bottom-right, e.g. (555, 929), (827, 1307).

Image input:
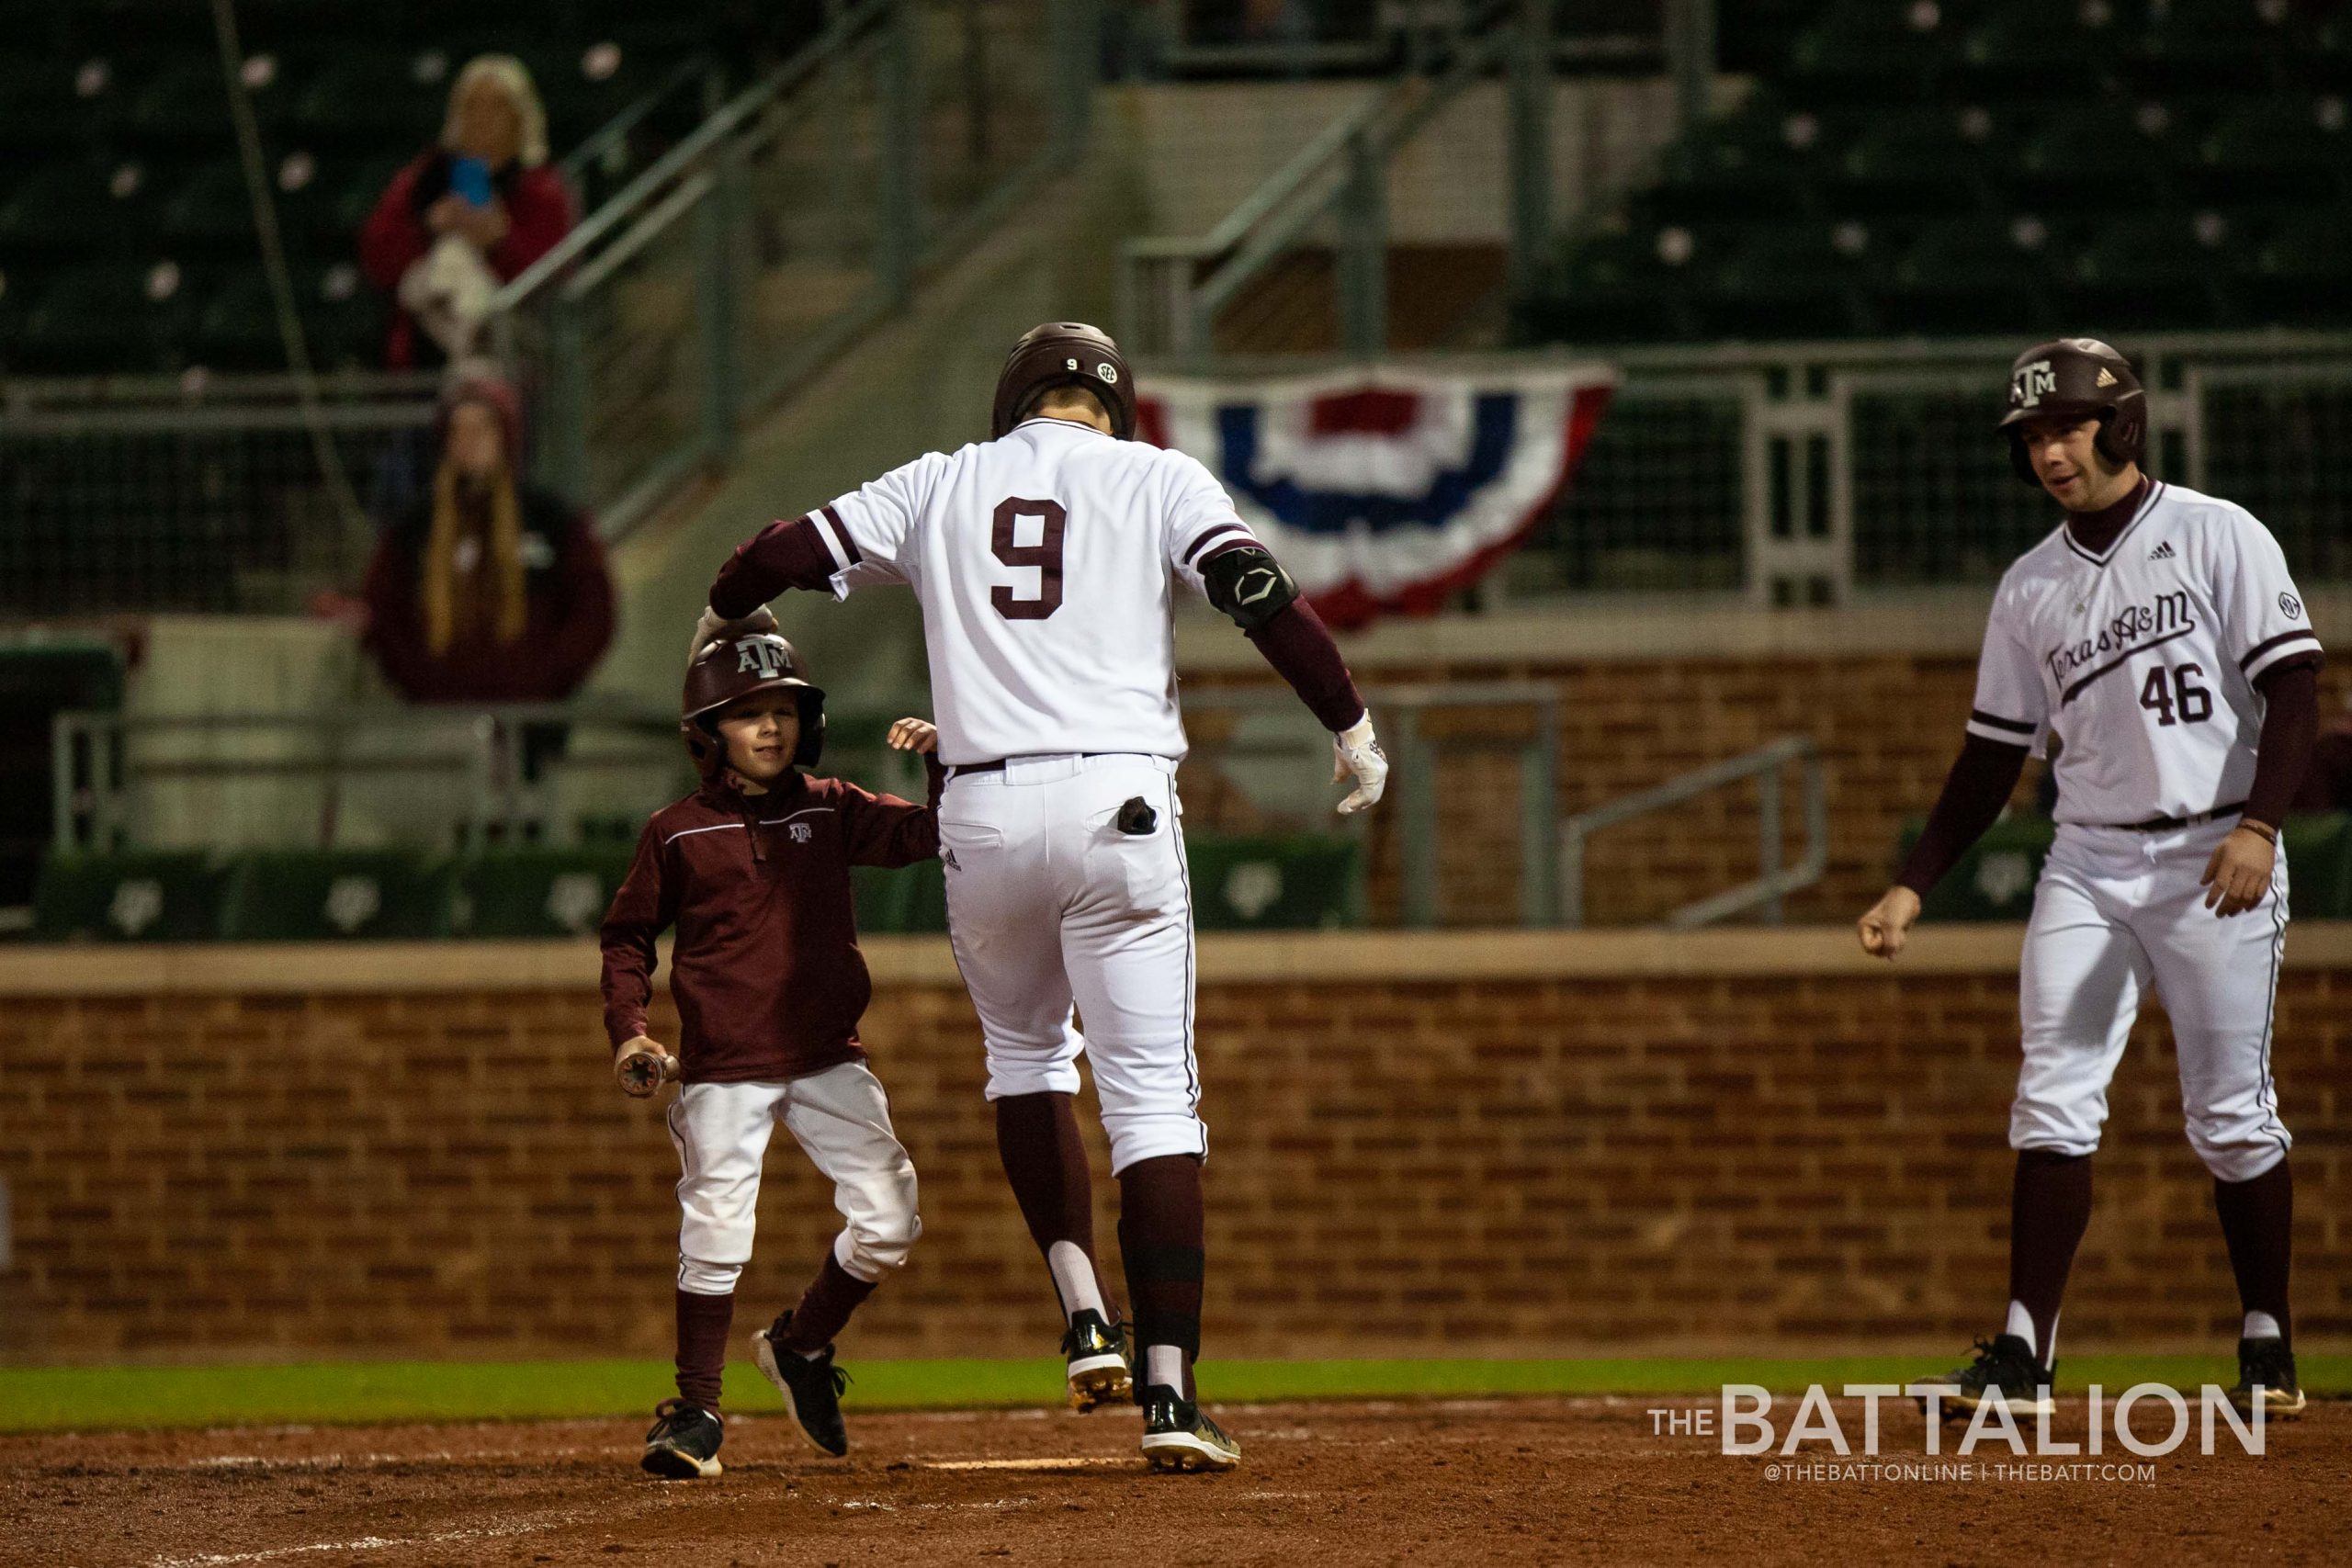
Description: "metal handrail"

(489, 0), (896, 319)
(1558, 736), (1827, 929)
(1116, 0), (1521, 359)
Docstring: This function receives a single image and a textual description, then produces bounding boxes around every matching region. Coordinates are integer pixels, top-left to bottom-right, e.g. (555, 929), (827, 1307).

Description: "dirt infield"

(4, 1396), (2336, 1567)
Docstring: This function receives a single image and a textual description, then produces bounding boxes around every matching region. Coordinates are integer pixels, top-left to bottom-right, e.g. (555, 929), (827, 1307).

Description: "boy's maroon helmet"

(681, 609), (826, 775)
(990, 321), (1136, 439)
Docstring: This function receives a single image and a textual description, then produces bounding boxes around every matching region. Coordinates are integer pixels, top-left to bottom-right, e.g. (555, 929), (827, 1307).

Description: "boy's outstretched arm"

(842, 718), (945, 869)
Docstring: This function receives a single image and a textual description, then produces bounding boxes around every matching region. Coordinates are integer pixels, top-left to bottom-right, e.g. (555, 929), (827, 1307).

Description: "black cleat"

(2231, 1337), (2305, 1420)
(640, 1398), (724, 1479)
(1062, 1308), (1133, 1412)
(1138, 1383), (1241, 1472)
(752, 1313), (853, 1457)
(1914, 1334), (2055, 1419)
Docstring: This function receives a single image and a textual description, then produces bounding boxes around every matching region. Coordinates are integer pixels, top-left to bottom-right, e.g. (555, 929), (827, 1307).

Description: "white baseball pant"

(666, 1060), (921, 1293)
(2013, 818), (2292, 1183)
(937, 752), (1204, 1175)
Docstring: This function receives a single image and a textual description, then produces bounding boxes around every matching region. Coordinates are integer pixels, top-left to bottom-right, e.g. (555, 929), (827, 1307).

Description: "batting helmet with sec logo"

(991, 321), (1136, 440)
(681, 608), (826, 775)
(1997, 337), (2146, 486)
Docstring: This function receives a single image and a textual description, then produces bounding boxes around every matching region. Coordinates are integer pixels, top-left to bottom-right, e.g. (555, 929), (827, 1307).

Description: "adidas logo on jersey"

(2149, 541), (2176, 560)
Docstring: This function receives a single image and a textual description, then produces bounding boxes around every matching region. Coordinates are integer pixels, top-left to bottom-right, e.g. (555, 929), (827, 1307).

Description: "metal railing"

(0, 373), (442, 615)
(1166, 332), (2352, 605)
(52, 703), (689, 855)
(491, 0), (1101, 541)
(1558, 735), (1826, 928)
(1117, 1), (1525, 360)
(47, 681), (1573, 929)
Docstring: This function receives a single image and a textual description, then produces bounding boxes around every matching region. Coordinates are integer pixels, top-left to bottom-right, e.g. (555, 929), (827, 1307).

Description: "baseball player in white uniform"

(693, 322), (1386, 1470)
(1860, 340), (2320, 1419)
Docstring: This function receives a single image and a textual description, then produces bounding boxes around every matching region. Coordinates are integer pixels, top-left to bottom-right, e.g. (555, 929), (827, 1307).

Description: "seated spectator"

(363, 377), (614, 705)
(359, 56), (575, 369)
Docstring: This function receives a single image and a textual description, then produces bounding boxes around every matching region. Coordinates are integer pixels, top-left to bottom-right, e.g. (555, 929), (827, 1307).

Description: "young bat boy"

(601, 610), (942, 1476)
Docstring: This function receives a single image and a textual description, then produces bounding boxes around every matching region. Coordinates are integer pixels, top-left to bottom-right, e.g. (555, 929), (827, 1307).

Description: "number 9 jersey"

(792, 417), (1261, 767)
(1965, 481), (2323, 824)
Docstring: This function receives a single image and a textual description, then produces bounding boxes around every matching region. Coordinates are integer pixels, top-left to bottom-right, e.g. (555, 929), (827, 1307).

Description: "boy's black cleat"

(2230, 1337), (2305, 1420)
(752, 1313), (853, 1457)
(1062, 1308), (1133, 1412)
(1138, 1383), (1241, 1472)
(640, 1397), (724, 1479)
(1914, 1334), (2055, 1419)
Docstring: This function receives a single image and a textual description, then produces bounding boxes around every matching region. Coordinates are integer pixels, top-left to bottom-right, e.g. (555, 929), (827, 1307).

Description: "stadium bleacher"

(0, 0), (815, 376)
(1523, 0), (2352, 344)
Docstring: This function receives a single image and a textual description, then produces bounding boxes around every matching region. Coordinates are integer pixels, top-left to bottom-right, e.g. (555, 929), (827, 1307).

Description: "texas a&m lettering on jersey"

(1964, 481), (2322, 826)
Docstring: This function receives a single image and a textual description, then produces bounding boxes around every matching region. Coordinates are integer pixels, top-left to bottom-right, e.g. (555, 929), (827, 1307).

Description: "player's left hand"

(887, 717), (938, 753)
(615, 1036), (680, 1098)
(2200, 824), (2277, 917)
(1331, 714), (1388, 814)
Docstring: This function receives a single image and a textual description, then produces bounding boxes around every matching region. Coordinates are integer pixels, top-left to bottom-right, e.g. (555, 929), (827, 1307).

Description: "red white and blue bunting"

(1137, 363), (1615, 628)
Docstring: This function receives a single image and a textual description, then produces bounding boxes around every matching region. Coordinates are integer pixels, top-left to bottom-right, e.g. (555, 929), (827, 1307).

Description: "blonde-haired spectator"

(360, 54), (574, 369)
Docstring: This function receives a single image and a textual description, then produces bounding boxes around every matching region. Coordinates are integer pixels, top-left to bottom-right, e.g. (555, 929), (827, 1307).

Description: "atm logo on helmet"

(735, 637), (793, 677)
(2012, 360), (2058, 409)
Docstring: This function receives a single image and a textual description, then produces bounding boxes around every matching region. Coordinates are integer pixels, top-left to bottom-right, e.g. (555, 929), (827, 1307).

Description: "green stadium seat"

(0, 61), (119, 153)
(2132, 0), (2298, 93)
(0, 163), (147, 259)
(156, 160), (259, 252)
(1827, 107), (1993, 219)
(2246, 208), (2352, 325)
(1960, 2), (2139, 99)
(292, 53), (454, 146)
(1184, 833), (1358, 931)
(1642, 97), (1828, 224)
(32, 851), (225, 942)
(1998, 103), (2176, 212)
(2060, 209), (2229, 330)
(853, 858), (949, 935)
(2190, 98), (2350, 204)
(1786, 2), (1956, 102)
(216, 850), (457, 940)
(192, 262), (381, 373)
(457, 846), (636, 938)
(1901, 815), (2054, 922)
(1882, 219), (2057, 336)
(1526, 230), (1691, 344)
(2281, 814), (2352, 921)
(17, 263), (197, 374)
(1694, 221), (1872, 340)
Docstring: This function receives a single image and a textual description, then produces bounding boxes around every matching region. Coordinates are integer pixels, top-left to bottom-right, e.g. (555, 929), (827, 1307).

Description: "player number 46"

(2139, 662), (2212, 727)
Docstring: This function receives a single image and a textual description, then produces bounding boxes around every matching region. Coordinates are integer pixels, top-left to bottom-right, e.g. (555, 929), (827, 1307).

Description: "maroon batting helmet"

(681, 609), (825, 777)
(1997, 337), (2146, 486)
(991, 321), (1136, 440)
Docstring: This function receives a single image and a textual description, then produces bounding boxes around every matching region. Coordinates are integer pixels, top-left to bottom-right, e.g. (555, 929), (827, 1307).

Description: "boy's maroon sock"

(779, 1253), (876, 1354)
(674, 1289), (734, 1410)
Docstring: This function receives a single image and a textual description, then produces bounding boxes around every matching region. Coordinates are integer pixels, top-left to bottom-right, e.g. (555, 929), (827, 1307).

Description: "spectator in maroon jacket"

(358, 55), (575, 369)
(362, 376), (614, 705)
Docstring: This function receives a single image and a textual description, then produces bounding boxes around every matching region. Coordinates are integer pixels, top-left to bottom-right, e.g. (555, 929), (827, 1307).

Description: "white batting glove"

(688, 604), (777, 663)
(1331, 714), (1387, 815)
(688, 605), (729, 663)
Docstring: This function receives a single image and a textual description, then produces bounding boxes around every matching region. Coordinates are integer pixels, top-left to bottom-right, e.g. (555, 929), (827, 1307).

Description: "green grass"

(0, 1356), (2341, 1435)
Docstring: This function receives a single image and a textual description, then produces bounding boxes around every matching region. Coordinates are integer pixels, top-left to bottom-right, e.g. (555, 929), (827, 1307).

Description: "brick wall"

(4, 938), (2343, 1363)
(1181, 659), (2352, 929)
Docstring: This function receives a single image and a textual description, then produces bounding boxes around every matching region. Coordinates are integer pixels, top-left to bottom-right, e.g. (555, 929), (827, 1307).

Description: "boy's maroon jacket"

(599, 764), (941, 1083)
